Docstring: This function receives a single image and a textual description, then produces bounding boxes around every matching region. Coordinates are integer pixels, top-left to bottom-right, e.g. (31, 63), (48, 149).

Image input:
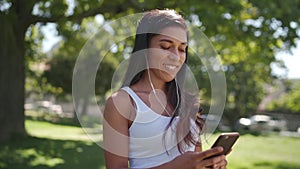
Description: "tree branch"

(67, 7), (104, 22)
(28, 14), (62, 24)
(28, 6), (111, 25)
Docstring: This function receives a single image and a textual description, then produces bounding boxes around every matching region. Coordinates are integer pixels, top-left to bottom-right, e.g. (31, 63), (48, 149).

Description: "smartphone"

(211, 132), (240, 155)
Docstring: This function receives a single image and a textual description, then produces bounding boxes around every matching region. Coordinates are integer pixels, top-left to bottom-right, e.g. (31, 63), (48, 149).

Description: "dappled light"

(1, 0), (300, 168)
(0, 136), (105, 169)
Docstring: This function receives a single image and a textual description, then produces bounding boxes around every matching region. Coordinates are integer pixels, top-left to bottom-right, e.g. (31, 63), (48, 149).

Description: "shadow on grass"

(0, 136), (105, 169)
(254, 161), (300, 169)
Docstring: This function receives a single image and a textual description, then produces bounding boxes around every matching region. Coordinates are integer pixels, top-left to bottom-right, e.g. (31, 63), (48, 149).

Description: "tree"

(43, 19), (119, 116)
(1, 0), (300, 140)
(44, 17), (120, 99)
(267, 80), (300, 113)
(180, 0), (300, 125)
(0, 0), (141, 141)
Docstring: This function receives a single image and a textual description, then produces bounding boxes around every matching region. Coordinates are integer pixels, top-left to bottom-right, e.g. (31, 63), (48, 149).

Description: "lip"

(163, 63), (179, 71)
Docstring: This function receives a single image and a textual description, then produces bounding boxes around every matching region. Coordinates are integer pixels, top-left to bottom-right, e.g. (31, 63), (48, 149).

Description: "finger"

(199, 147), (224, 160)
(210, 158), (227, 169)
(218, 159), (227, 168)
(204, 155), (226, 168)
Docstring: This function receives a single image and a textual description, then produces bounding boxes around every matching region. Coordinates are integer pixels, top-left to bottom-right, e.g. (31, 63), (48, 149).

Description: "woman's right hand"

(153, 147), (227, 169)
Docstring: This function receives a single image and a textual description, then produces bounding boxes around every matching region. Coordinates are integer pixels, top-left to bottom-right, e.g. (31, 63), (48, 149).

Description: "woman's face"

(147, 26), (187, 82)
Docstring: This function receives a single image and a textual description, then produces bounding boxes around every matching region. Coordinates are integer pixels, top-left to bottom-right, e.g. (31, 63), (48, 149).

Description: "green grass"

(0, 120), (105, 169)
(229, 134), (300, 169)
(1, 119), (300, 169)
(202, 133), (300, 169)
(25, 119), (95, 141)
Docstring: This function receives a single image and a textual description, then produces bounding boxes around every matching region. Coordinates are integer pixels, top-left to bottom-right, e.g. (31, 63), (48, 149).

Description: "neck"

(137, 70), (166, 92)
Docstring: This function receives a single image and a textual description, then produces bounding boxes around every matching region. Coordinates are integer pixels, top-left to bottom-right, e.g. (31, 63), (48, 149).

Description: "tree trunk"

(0, 15), (27, 141)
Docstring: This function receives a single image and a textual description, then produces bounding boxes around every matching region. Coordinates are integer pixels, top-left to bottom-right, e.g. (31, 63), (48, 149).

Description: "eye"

(160, 44), (170, 50)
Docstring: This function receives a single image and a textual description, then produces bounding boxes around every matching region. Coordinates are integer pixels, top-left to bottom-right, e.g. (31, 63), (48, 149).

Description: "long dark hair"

(123, 9), (202, 152)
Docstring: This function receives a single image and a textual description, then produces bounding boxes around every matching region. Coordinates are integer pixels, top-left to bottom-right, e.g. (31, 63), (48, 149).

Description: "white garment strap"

(121, 86), (147, 112)
(121, 86), (169, 123)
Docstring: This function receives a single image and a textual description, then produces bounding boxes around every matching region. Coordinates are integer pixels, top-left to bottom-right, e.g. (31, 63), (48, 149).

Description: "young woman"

(103, 9), (228, 169)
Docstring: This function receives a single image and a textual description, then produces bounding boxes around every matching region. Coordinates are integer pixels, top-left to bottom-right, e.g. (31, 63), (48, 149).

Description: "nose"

(168, 48), (180, 61)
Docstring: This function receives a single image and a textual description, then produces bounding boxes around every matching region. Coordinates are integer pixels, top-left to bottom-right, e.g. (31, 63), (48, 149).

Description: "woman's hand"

(152, 147), (227, 169)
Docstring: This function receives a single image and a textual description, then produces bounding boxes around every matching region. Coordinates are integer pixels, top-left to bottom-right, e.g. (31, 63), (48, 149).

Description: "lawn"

(202, 133), (300, 169)
(0, 120), (105, 169)
(1, 119), (300, 169)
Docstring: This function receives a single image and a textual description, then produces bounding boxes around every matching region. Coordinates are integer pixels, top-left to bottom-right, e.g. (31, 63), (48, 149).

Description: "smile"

(163, 64), (178, 70)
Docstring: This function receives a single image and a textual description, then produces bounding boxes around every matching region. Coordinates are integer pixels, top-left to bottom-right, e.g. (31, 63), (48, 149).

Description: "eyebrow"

(159, 39), (187, 45)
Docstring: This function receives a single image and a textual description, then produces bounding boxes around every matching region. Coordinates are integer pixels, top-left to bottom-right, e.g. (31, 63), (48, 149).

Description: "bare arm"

(103, 91), (134, 169)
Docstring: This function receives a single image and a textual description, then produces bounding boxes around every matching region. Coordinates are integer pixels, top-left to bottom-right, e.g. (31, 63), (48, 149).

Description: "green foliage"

(1, 0), (300, 139)
(45, 0), (299, 123)
(178, 0), (300, 124)
(43, 17), (120, 100)
(267, 80), (300, 113)
(24, 24), (52, 100)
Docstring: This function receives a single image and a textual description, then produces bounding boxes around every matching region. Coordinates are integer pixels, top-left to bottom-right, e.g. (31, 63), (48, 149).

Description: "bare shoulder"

(104, 89), (134, 121)
(105, 89), (131, 109)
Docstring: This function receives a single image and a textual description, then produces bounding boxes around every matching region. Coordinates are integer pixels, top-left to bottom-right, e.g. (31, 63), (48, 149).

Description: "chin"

(164, 75), (176, 82)
(158, 70), (177, 83)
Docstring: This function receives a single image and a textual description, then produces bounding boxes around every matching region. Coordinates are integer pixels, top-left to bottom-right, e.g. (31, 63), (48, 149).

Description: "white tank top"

(122, 86), (198, 168)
